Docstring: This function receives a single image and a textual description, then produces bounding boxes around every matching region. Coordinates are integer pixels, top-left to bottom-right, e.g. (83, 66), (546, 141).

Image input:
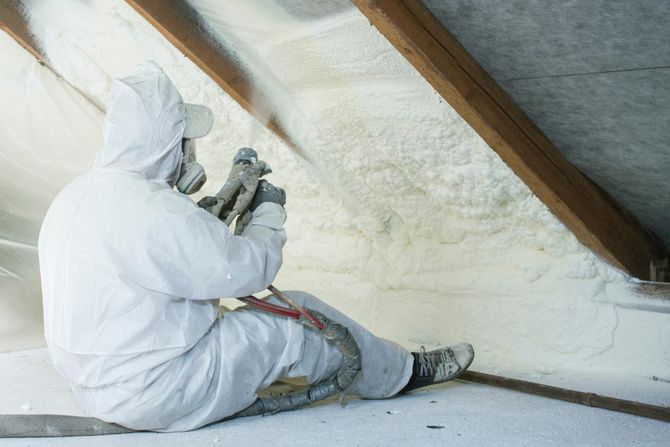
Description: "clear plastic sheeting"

(0, 32), (103, 352)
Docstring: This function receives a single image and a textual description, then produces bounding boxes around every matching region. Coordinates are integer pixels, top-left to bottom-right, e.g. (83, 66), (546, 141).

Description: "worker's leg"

(274, 290), (414, 399)
(116, 290), (413, 430)
(72, 291), (413, 431)
(217, 290), (413, 409)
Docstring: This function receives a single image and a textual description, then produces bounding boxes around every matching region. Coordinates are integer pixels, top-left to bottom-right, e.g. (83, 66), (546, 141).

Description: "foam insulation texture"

(0, 0), (668, 396)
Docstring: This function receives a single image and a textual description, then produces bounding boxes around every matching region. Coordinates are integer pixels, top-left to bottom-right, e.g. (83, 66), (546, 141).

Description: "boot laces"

(416, 346), (456, 378)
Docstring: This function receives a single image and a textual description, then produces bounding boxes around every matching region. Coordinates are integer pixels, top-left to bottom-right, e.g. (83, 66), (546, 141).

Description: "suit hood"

(94, 61), (185, 185)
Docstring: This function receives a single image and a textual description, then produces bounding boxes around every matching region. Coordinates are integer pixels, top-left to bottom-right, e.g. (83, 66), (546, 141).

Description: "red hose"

(237, 296), (301, 319)
(237, 287), (325, 330)
(268, 285), (325, 330)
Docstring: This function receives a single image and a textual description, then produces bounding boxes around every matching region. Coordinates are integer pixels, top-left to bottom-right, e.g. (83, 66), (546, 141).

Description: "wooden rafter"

(0, 0), (47, 63)
(125, 0), (302, 156)
(352, 0), (668, 280)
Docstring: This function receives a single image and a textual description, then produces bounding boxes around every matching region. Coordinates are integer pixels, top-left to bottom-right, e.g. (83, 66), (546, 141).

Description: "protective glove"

(250, 179), (286, 212)
(197, 147), (271, 225)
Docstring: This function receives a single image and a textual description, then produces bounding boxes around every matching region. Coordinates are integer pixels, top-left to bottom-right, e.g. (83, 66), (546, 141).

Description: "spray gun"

(197, 147), (272, 234)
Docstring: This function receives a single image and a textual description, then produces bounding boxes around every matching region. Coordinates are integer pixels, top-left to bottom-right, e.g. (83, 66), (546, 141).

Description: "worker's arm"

(139, 200), (286, 300)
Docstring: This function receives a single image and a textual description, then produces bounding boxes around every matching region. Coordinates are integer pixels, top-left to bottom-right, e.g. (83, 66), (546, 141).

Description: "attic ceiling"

(422, 0), (670, 249)
(2, 0), (666, 277)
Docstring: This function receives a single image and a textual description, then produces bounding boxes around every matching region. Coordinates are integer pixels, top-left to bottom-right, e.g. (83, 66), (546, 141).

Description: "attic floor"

(1, 349), (668, 446)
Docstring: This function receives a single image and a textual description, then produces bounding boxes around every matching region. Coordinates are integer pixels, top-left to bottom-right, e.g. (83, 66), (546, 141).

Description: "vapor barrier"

(0, 33), (102, 351)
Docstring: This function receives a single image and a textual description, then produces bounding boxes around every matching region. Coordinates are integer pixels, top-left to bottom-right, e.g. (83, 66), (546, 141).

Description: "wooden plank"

(634, 282), (670, 300)
(352, 0), (668, 280)
(460, 370), (670, 423)
(125, 0), (302, 156)
(0, 0), (48, 63)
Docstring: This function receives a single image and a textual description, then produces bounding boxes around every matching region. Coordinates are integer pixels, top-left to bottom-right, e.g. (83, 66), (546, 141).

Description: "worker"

(38, 61), (474, 432)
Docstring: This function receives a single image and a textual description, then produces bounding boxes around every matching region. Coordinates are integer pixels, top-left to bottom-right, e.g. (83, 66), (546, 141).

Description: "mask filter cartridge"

(176, 139), (207, 195)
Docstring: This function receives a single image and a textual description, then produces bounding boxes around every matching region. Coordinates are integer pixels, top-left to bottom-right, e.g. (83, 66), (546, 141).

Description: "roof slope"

(423, 0), (670, 249)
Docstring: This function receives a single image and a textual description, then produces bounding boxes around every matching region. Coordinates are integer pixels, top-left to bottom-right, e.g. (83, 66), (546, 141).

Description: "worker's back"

(37, 61), (224, 388)
(38, 167), (219, 387)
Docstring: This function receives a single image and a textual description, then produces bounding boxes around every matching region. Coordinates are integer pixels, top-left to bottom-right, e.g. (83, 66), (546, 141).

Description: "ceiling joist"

(352, 0), (668, 281)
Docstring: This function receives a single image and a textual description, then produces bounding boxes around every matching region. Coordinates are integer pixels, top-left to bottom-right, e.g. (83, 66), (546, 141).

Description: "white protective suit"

(39, 62), (413, 431)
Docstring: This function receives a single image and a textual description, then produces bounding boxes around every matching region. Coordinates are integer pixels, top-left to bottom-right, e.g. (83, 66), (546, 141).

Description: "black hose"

(0, 415), (133, 438)
(230, 309), (362, 418)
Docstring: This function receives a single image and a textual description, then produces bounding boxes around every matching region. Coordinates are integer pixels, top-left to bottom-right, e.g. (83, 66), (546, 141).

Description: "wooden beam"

(0, 0), (48, 63)
(634, 281), (670, 300)
(460, 371), (670, 423)
(125, 0), (302, 156)
(352, 0), (668, 280)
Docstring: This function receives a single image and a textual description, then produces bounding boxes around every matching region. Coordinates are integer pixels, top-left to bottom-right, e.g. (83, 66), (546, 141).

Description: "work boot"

(400, 343), (474, 393)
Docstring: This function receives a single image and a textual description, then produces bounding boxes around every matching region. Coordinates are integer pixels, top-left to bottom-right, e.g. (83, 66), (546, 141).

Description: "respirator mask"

(175, 103), (214, 195)
(176, 138), (207, 194)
